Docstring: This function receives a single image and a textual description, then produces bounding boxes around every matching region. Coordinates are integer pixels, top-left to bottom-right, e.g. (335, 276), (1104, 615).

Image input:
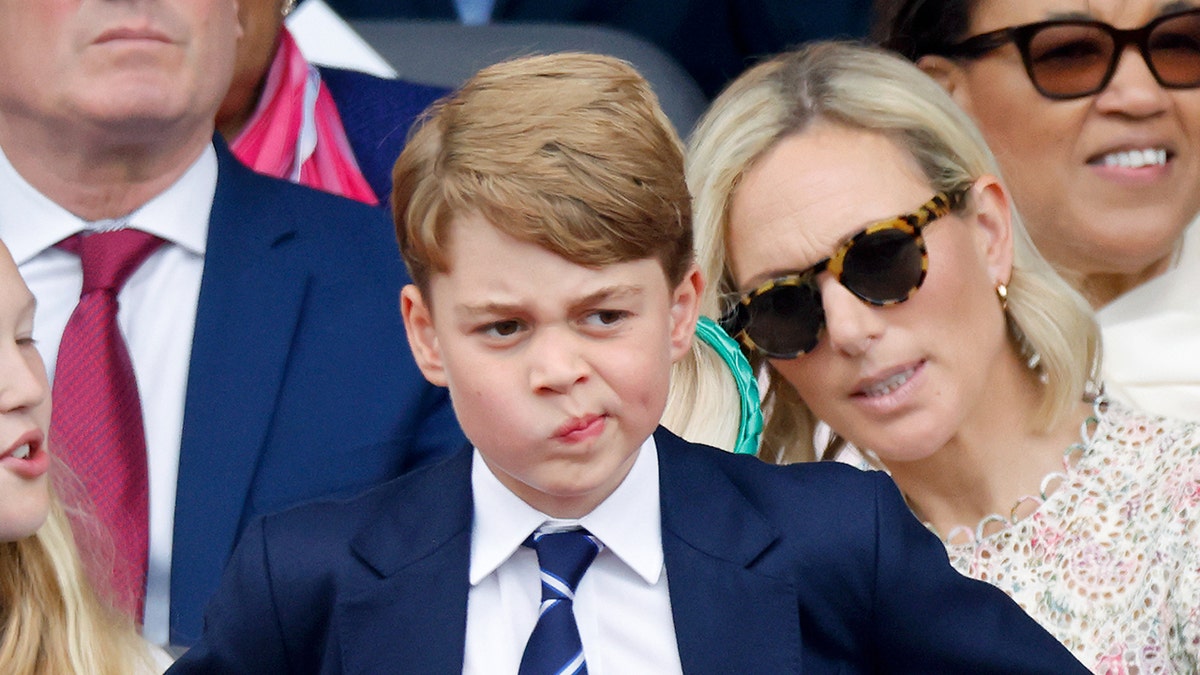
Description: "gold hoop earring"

(995, 282), (1008, 311)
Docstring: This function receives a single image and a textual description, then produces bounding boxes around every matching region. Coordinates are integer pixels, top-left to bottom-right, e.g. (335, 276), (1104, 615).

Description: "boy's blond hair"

(393, 52), (693, 297)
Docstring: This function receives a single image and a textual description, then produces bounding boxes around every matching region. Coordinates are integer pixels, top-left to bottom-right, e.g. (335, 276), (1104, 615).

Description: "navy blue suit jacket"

(318, 66), (447, 203)
(168, 140), (464, 646)
(171, 427), (1086, 673)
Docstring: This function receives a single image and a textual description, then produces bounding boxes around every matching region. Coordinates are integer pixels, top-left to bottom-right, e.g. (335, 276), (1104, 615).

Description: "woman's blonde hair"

(0, 482), (159, 674)
(687, 41), (1101, 463)
(661, 335), (744, 451)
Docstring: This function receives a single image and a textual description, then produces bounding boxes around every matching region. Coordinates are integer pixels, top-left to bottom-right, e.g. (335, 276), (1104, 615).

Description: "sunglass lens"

(840, 227), (926, 305)
(1149, 12), (1200, 87)
(746, 283), (823, 357)
(1026, 24), (1114, 97)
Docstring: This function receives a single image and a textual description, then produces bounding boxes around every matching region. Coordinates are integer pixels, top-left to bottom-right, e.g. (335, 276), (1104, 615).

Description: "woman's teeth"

(863, 368), (915, 397)
(11, 444), (30, 460)
(1102, 149), (1167, 168)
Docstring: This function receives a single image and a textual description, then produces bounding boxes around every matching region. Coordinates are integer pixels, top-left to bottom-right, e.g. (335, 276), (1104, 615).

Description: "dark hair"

(872, 0), (976, 60)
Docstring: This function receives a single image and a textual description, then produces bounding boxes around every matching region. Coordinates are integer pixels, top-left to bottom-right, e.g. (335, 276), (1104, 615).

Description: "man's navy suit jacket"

(317, 66), (447, 204)
(169, 141), (464, 646)
(172, 427), (1087, 673)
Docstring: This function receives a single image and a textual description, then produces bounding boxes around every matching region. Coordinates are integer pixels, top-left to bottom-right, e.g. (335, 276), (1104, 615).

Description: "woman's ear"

(967, 175), (1015, 285)
(400, 284), (448, 387)
(917, 55), (975, 111)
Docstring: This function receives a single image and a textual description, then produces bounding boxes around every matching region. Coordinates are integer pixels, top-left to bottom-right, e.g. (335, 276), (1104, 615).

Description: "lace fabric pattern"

(944, 399), (1200, 674)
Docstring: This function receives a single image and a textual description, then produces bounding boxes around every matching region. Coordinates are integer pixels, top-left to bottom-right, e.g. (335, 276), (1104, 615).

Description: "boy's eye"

(584, 310), (629, 327)
(483, 320), (524, 338)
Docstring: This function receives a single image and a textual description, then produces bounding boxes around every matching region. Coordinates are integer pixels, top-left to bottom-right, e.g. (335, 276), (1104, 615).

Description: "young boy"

(170, 53), (1087, 673)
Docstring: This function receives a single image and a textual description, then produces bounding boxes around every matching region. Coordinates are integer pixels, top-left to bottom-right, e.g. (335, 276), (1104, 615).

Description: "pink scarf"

(230, 28), (378, 205)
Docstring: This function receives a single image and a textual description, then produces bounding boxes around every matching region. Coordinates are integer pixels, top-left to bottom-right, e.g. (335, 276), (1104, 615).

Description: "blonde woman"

(688, 41), (1200, 672)
(0, 239), (166, 674)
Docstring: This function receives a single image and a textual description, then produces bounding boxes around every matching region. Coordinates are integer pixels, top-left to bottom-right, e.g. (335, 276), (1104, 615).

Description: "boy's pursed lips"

(552, 413), (607, 442)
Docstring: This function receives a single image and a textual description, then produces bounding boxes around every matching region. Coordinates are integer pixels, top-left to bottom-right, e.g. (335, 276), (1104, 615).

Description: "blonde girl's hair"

(0, 487), (160, 674)
(687, 41), (1101, 464)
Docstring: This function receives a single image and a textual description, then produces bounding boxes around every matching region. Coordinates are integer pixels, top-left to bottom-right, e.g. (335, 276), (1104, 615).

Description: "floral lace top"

(943, 399), (1200, 674)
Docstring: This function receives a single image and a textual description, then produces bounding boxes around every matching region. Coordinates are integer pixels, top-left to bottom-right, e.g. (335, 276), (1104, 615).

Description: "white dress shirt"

(464, 436), (684, 674)
(0, 144), (214, 646)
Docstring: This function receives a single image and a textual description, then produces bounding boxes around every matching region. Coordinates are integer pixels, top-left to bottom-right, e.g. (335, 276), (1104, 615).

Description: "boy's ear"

(967, 175), (1015, 286)
(400, 284), (448, 387)
(668, 265), (704, 362)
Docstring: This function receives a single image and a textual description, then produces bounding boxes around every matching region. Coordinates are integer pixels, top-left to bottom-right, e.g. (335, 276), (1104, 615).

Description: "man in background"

(0, 0), (462, 649)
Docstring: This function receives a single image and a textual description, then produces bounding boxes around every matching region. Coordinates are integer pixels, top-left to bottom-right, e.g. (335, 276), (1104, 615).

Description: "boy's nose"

(529, 327), (589, 393)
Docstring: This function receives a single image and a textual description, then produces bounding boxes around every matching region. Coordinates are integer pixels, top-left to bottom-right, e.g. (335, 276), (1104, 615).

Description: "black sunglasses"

(944, 8), (1200, 99)
(721, 189), (968, 359)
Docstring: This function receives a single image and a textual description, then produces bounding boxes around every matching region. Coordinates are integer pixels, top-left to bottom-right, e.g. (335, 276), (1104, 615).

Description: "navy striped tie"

(519, 528), (603, 675)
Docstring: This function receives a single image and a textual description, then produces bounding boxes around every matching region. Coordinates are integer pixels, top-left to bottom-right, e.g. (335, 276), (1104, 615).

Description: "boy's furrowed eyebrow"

(455, 301), (523, 319)
(570, 284), (645, 310)
(455, 284), (647, 318)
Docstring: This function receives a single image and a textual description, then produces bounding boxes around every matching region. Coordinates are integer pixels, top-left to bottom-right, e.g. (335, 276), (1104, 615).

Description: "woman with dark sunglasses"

(687, 41), (1200, 672)
(874, 0), (1200, 422)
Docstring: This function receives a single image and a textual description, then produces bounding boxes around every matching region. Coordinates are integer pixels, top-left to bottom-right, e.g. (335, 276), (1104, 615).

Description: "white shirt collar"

(0, 142), (216, 263)
(469, 434), (664, 586)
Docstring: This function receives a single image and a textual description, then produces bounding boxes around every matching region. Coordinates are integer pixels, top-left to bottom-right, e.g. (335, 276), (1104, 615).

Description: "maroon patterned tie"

(51, 229), (163, 621)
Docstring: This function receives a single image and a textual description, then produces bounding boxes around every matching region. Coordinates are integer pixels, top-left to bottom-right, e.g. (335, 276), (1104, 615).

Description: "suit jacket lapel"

(315, 431), (805, 672)
(171, 139), (310, 643)
(338, 450), (475, 673)
(656, 428), (804, 674)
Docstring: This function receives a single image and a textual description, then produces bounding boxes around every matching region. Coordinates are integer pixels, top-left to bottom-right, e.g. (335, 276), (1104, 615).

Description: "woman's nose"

(1093, 45), (1172, 118)
(818, 275), (885, 357)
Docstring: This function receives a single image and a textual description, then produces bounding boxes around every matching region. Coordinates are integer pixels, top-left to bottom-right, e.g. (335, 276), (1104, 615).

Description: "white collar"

(469, 434), (664, 586)
(0, 142), (216, 263)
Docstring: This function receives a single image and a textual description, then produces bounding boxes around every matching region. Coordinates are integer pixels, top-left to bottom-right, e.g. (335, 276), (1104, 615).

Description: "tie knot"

(60, 229), (164, 295)
(526, 528), (602, 598)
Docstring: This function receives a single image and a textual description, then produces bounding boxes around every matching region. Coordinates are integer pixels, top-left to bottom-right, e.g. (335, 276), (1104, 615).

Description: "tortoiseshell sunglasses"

(721, 188), (968, 359)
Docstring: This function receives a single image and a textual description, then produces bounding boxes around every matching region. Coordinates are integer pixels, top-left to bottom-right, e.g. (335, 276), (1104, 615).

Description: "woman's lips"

(1094, 148), (1168, 169)
(854, 362), (922, 398)
(1085, 144), (1174, 183)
